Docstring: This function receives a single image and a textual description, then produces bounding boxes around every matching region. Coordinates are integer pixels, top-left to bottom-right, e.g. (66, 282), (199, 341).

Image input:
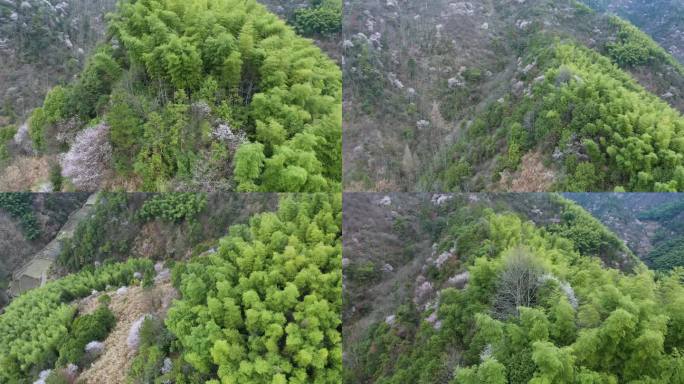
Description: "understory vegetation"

(22, 0), (341, 192)
(57, 193), (136, 272)
(346, 195), (684, 384)
(0, 193), (40, 240)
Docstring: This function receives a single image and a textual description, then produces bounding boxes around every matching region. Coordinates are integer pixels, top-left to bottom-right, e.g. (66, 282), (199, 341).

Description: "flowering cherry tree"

(60, 123), (112, 190)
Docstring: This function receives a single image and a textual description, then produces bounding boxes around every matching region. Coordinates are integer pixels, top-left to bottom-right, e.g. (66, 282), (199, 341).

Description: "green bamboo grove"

(431, 35), (684, 192)
(28, 0), (341, 192)
(166, 193), (343, 383)
(0, 259), (155, 383)
(348, 199), (684, 383)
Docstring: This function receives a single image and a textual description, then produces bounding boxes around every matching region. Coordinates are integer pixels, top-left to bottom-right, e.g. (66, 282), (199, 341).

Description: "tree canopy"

(0, 259), (154, 383)
(25, 0), (341, 192)
(347, 197), (684, 384)
(166, 193), (342, 383)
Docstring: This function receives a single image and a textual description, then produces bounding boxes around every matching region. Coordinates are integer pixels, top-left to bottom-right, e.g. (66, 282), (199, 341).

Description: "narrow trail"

(9, 194), (97, 295)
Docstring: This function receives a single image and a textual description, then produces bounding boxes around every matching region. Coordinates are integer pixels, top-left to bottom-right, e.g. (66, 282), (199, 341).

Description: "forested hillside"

(0, 192), (271, 309)
(0, 193), (342, 383)
(0, 0), (118, 191)
(567, 193), (684, 270)
(343, 0), (684, 192)
(582, 0), (684, 63)
(0, 0), (342, 192)
(343, 193), (684, 383)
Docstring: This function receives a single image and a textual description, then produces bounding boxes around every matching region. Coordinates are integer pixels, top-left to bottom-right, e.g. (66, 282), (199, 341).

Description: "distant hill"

(583, 0), (684, 62)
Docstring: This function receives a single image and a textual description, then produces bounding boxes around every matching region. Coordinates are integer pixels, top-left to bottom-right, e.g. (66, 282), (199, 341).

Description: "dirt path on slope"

(9, 194), (95, 295)
(77, 270), (178, 384)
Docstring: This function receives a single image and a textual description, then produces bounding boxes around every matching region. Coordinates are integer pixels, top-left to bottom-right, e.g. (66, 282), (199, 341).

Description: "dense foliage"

(604, 16), (683, 71)
(28, 49), (122, 153)
(0, 259), (154, 383)
(647, 237), (684, 271)
(57, 193), (132, 272)
(0, 193), (40, 240)
(0, 125), (17, 164)
(127, 315), (189, 383)
(165, 194), (342, 383)
(348, 201), (684, 384)
(136, 193), (207, 223)
(546, 196), (637, 270)
(638, 199), (684, 221)
(292, 0), (342, 37)
(26, 0), (341, 192)
(56, 305), (116, 366)
(430, 39), (684, 192)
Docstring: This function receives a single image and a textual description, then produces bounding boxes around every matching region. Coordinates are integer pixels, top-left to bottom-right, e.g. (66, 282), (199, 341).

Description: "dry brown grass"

(500, 151), (556, 192)
(100, 172), (144, 192)
(0, 156), (51, 191)
(77, 277), (177, 384)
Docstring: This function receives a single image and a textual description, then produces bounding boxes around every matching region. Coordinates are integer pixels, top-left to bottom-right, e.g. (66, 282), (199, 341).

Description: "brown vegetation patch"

(500, 151), (556, 192)
(77, 277), (178, 384)
(0, 156), (51, 191)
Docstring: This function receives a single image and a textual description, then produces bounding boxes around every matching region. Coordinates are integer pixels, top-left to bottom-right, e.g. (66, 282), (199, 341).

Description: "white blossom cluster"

(60, 123), (112, 190)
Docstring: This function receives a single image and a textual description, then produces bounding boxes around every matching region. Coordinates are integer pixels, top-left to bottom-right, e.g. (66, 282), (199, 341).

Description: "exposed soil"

(77, 272), (178, 384)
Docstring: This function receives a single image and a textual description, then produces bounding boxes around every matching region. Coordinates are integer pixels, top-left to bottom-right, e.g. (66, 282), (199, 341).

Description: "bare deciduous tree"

(492, 247), (544, 319)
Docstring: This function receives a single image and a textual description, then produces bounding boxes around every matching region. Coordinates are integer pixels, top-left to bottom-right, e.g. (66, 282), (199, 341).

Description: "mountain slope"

(0, 0), (117, 123)
(583, 0), (684, 63)
(343, 193), (684, 384)
(567, 193), (684, 270)
(343, 0), (684, 192)
(0, 0), (342, 192)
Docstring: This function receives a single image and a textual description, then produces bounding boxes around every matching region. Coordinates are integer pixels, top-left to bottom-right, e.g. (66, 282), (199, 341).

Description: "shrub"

(57, 305), (116, 366)
(106, 90), (144, 173)
(0, 125), (17, 162)
(98, 294), (112, 306)
(127, 316), (177, 383)
(49, 162), (63, 192)
(492, 248), (545, 319)
(66, 49), (122, 119)
(293, 1), (342, 36)
(136, 193), (207, 223)
(0, 193), (40, 240)
(45, 371), (70, 384)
